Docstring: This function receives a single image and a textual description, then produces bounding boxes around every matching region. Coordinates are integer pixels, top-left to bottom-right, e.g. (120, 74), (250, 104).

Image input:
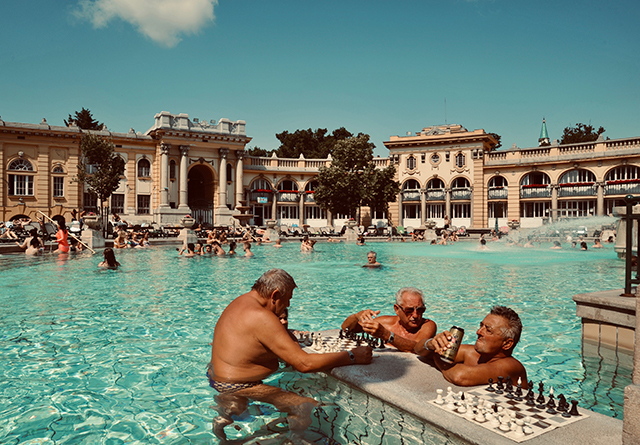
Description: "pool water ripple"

(0, 241), (630, 443)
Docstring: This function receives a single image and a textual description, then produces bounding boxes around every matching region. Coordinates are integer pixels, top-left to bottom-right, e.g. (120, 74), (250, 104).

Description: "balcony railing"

(402, 190), (421, 201)
(520, 185), (551, 199)
(487, 187), (508, 200)
(557, 184), (596, 197)
(451, 189), (471, 200)
(605, 181), (640, 196)
(249, 191), (273, 202)
(277, 192), (299, 202)
(426, 190), (445, 201)
(304, 192), (316, 202)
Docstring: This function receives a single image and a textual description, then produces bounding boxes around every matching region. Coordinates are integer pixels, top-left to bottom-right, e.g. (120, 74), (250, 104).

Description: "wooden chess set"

(429, 377), (589, 443)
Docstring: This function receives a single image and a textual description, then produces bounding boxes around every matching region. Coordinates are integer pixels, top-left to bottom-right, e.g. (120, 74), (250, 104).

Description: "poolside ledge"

(318, 330), (622, 445)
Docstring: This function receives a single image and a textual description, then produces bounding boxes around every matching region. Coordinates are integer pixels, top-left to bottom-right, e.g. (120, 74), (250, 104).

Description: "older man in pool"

(209, 268), (373, 442)
(341, 287), (436, 353)
(414, 305), (528, 388)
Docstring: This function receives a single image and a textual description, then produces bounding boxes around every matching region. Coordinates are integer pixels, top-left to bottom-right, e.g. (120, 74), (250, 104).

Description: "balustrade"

(426, 190), (445, 201)
(451, 189), (471, 200)
(557, 184), (596, 197)
(402, 190), (421, 201)
(520, 186), (551, 199)
(487, 187), (508, 200)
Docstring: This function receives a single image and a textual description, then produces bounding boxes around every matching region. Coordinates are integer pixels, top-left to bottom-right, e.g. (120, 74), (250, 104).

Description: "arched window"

(451, 177), (470, 189)
(488, 176), (508, 188)
(8, 158), (34, 196)
(277, 179), (299, 192)
(9, 159), (34, 171)
(137, 158), (151, 177)
(426, 178), (445, 190)
(251, 178), (272, 191)
(402, 179), (420, 190)
(455, 153), (466, 168)
(52, 165), (65, 174)
(559, 169), (596, 184)
(605, 165), (640, 182)
(406, 155), (416, 170)
(520, 172), (551, 186)
(52, 164), (65, 198)
(305, 181), (318, 192)
(169, 160), (177, 180)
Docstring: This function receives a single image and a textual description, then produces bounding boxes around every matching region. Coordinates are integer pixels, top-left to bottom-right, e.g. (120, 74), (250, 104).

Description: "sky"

(1, 0), (639, 157)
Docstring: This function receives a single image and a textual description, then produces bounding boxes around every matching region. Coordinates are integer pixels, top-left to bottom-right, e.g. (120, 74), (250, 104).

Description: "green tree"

(245, 146), (270, 157)
(275, 127), (353, 158)
(560, 123), (605, 144)
(315, 134), (399, 223)
(65, 108), (103, 130)
(488, 132), (502, 149)
(75, 134), (125, 229)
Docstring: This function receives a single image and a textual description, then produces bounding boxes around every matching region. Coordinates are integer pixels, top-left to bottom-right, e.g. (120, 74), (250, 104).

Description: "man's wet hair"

(252, 269), (297, 299)
(490, 305), (522, 348)
(395, 287), (425, 306)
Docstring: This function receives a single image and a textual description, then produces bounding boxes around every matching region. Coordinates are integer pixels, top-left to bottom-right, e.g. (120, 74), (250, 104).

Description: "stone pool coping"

(318, 329), (623, 445)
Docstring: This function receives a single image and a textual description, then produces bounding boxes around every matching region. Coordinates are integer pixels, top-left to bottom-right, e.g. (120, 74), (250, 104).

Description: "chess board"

(298, 332), (385, 353)
(429, 386), (589, 443)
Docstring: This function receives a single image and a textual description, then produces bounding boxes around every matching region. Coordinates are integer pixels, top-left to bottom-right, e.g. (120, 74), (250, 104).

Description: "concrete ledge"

(318, 330), (622, 445)
(573, 289), (636, 329)
(624, 384), (640, 444)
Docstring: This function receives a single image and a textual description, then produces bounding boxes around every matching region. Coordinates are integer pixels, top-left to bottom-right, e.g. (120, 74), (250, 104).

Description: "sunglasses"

(397, 305), (426, 316)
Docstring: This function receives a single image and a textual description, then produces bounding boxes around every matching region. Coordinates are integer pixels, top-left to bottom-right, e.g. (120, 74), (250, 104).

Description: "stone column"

(235, 150), (245, 209)
(398, 191), (404, 226)
(596, 181), (605, 217)
(420, 188), (426, 226)
(159, 143), (170, 208)
(218, 149), (228, 209)
(551, 184), (558, 222)
(178, 145), (190, 211)
(299, 192), (305, 227)
(272, 192), (278, 222)
(445, 188), (451, 220)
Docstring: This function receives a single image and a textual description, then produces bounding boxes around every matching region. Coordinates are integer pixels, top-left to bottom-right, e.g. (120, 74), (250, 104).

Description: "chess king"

(208, 269), (373, 442)
(341, 287), (437, 353)
(415, 305), (528, 388)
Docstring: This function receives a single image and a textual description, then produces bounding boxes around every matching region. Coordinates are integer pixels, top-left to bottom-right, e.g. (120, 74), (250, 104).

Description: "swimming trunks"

(207, 374), (262, 394)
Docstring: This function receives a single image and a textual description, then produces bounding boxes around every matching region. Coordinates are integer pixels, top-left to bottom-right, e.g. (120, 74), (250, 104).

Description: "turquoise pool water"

(0, 240), (629, 443)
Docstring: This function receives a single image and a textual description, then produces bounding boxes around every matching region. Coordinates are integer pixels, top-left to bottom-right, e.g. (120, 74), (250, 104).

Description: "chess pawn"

(435, 389), (444, 405)
(475, 413), (486, 423)
(569, 400), (580, 416)
(486, 378), (495, 392)
(514, 424), (525, 437)
(495, 376), (504, 394)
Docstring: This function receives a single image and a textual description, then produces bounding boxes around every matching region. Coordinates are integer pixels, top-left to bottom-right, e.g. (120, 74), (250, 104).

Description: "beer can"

(440, 326), (464, 363)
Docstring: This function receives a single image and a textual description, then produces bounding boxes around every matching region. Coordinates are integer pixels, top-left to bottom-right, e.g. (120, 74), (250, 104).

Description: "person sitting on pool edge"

(341, 287), (436, 353)
(209, 269), (372, 442)
(414, 305), (528, 388)
(363, 251), (381, 268)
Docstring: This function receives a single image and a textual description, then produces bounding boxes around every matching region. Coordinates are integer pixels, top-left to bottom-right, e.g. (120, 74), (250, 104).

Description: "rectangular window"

(277, 205), (298, 220)
(558, 200), (595, 218)
(111, 194), (125, 213)
(452, 203), (470, 218)
(8, 175), (34, 196)
(520, 201), (550, 218)
(426, 204), (444, 219)
(304, 206), (326, 220)
(53, 176), (64, 197)
(371, 209), (386, 220)
(488, 202), (507, 218)
(137, 195), (150, 214)
(403, 204), (420, 219)
(84, 192), (98, 212)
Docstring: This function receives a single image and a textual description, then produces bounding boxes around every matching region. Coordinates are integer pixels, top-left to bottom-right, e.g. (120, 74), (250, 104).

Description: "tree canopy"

(560, 123), (605, 145)
(314, 134), (399, 221)
(275, 127), (353, 158)
(75, 133), (125, 204)
(65, 108), (103, 130)
(487, 132), (502, 149)
(245, 146), (271, 157)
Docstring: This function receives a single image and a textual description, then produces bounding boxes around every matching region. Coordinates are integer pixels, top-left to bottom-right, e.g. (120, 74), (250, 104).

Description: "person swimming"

(98, 247), (120, 269)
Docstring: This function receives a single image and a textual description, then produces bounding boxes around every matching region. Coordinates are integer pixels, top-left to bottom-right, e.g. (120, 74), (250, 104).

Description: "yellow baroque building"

(2, 112), (639, 231)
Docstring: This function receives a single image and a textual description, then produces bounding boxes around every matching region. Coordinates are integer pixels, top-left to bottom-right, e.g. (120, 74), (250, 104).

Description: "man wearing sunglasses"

(414, 305), (528, 388)
(341, 287), (436, 353)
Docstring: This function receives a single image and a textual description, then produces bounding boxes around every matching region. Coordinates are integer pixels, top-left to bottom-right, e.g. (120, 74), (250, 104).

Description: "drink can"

(440, 326), (464, 363)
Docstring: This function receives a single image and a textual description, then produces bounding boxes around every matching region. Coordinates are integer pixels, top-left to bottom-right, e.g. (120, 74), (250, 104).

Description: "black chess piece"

(486, 378), (495, 392)
(526, 388), (536, 407)
(461, 392), (465, 401)
(495, 376), (504, 394)
(493, 403), (498, 413)
(546, 392), (557, 414)
(339, 329), (344, 339)
(536, 385), (546, 409)
(514, 381), (524, 401)
(558, 394), (569, 417)
(505, 376), (514, 399)
(569, 400), (580, 416)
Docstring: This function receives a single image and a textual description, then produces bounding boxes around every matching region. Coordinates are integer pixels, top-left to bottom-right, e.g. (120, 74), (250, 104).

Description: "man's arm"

(259, 313), (373, 372)
(361, 318), (437, 353)
(341, 309), (380, 332)
(433, 352), (528, 388)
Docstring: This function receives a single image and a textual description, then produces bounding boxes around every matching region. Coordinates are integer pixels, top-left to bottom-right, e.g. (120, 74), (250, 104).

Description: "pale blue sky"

(1, 0), (638, 156)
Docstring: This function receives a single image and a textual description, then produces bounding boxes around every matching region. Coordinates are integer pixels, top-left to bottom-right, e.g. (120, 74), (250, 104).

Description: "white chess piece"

(435, 389), (444, 405)
(475, 412), (486, 423)
(523, 426), (534, 435)
(514, 424), (524, 437)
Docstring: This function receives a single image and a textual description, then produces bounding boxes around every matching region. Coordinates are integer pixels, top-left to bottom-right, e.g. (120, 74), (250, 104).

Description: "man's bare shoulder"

(375, 315), (399, 324)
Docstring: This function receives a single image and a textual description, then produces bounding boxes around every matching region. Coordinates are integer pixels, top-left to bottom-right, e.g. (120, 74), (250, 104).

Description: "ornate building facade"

(2, 112), (639, 231)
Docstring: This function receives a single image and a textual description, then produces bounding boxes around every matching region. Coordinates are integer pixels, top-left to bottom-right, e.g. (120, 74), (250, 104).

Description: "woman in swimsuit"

(54, 221), (70, 253)
(98, 247), (120, 269)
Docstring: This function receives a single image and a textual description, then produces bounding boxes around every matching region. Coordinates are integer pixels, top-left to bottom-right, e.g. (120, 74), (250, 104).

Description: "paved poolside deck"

(319, 330), (623, 445)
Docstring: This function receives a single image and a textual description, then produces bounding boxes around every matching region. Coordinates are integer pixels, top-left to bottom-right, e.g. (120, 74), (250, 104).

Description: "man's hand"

(428, 330), (457, 355)
(351, 346), (373, 364)
(356, 309), (380, 323)
(359, 319), (389, 340)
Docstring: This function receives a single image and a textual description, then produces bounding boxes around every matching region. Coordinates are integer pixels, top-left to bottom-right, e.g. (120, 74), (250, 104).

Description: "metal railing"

(488, 187), (508, 199)
(426, 190), (445, 201)
(624, 195), (640, 295)
(451, 189), (471, 200)
(402, 190), (421, 201)
(557, 185), (596, 197)
(520, 186), (551, 199)
(605, 182), (640, 196)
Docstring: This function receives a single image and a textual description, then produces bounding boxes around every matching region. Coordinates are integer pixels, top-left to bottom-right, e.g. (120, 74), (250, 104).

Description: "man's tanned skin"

(210, 269), (372, 442)
(341, 287), (436, 353)
(415, 306), (528, 388)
